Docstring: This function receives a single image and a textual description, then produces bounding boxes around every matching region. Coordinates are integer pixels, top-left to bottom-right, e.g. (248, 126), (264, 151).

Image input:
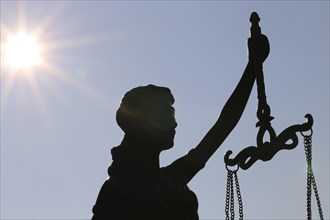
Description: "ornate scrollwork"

(225, 114), (313, 170)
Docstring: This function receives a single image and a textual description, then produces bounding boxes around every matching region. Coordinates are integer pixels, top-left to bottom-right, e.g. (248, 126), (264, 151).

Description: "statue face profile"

(116, 84), (177, 150)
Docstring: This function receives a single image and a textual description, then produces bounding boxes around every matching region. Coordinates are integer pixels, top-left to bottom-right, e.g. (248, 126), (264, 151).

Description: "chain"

(225, 171), (231, 220)
(303, 132), (324, 220)
(305, 135), (312, 220)
(230, 172), (235, 220)
(225, 168), (244, 220)
(234, 171), (244, 220)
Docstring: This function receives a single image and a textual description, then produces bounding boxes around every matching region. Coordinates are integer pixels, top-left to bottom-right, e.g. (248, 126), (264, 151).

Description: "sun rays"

(1, 2), (109, 126)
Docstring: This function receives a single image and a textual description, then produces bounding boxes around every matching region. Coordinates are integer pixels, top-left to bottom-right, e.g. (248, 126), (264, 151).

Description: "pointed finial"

(250, 12), (260, 24)
(250, 12), (261, 37)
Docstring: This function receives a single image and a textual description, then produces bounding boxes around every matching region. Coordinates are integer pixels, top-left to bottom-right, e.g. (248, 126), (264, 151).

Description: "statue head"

(116, 84), (177, 150)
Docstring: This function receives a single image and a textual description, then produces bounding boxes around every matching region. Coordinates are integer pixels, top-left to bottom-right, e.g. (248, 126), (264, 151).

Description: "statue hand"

(248, 34), (270, 63)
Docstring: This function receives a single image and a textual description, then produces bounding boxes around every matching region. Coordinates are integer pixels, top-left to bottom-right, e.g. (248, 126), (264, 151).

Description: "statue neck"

(108, 135), (162, 177)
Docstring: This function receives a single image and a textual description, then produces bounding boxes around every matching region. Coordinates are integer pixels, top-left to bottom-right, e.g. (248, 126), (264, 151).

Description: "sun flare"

(1, 2), (108, 126)
(3, 32), (41, 70)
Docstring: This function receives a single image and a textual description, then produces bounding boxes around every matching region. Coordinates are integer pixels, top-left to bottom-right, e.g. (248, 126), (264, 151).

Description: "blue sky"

(1, 1), (329, 219)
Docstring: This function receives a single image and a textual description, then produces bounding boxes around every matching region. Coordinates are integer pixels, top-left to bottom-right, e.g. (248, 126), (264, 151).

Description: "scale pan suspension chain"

(302, 130), (324, 220)
(225, 166), (243, 220)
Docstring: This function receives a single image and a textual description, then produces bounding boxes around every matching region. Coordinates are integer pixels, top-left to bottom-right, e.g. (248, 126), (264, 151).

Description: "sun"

(1, 2), (110, 125)
(3, 32), (41, 70)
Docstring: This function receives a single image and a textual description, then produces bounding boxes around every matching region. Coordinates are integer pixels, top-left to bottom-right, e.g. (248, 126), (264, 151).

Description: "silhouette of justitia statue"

(91, 30), (269, 220)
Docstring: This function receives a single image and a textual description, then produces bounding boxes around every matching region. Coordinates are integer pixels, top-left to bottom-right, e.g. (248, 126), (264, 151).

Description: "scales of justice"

(222, 12), (324, 220)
